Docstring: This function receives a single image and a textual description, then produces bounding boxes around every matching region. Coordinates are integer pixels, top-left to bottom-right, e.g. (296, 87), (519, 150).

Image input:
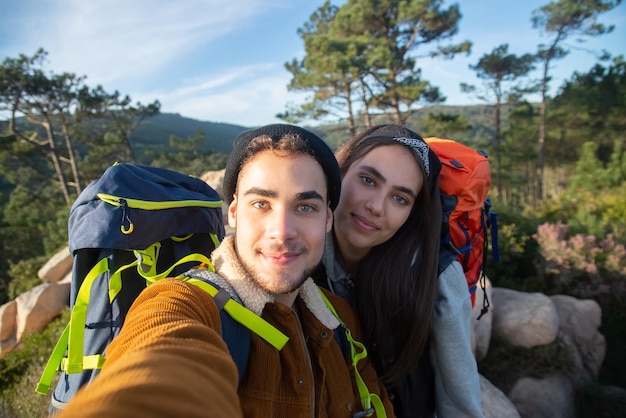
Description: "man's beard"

(241, 243), (313, 295)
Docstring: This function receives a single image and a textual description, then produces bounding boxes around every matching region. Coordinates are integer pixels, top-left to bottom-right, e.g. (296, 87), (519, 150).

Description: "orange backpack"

(424, 138), (499, 319)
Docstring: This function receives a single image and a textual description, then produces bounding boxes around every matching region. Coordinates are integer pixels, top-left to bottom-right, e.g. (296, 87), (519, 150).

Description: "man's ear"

(228, 196), (237, 228)
(325, 206), (333, 233)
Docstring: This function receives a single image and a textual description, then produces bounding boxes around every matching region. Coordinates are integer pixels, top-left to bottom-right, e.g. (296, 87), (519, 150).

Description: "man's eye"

(252, 201), (269, 209)
(297, 204), (316, 213)
(360, 176), (374, 186)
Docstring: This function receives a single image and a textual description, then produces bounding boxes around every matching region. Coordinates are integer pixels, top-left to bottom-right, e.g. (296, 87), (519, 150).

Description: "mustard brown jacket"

(57, 236), (393, 418)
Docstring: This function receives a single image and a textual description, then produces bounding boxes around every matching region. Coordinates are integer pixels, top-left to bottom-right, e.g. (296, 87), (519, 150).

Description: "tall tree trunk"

(360, 82), (372, 128)
(345, 85), (356, 137)
(61, 122), (82, 195)
(391, 94), (402, 125)
(42, 121), (71, 204)
(537, 63), (548, 203)
(495, 99), (502, 197)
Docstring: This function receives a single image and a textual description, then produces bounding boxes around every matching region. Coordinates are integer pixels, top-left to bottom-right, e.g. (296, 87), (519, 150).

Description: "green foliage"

(464, 43), (537, 104)
(486, 202), (543, 291)
(530, 0), (620, 200)
(2, 186), (68, 257)
(420, 113), (471, 139)
(551, 56), (626, 161)
(7, 256), (48, 300)
(0, 308), (69, 418)
(147, 130), (229, 176)
(285, 0), (470, 127)
(536, 140), (626, 239)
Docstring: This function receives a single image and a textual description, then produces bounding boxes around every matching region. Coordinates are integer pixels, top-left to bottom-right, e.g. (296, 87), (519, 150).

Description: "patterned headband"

(392, 137), (431, 177)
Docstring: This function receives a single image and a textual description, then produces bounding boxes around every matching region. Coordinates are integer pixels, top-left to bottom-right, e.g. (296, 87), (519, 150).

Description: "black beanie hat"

(362, 125), (442, 196)
(223, 124), (341, 210)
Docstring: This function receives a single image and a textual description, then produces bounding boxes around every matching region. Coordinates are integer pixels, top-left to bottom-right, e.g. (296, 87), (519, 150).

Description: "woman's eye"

(394, 195), (409, 205)
(360, 176), (374, 186)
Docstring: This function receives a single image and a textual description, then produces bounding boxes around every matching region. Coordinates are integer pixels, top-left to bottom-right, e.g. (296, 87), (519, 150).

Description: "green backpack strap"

(35, 257), (113, 394)
(318, 289), (387, 418)
(183, 277), (289, 350)
(35, 261), (290, 396)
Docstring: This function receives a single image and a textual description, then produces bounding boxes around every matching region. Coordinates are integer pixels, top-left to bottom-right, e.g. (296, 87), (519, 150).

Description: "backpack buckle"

(135, 242), (161, 278)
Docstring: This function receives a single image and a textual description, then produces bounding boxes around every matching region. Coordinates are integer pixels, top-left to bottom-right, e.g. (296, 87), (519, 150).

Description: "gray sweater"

(431, 260), (485, 418)
(321, 235), (485, 418)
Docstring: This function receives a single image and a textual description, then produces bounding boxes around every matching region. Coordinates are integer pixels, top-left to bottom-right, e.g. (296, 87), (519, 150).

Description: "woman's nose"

(364, 194), (384, 216)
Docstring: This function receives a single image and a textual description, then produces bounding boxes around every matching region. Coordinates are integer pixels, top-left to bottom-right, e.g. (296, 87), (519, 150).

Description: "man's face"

(228, 150), (332, 295)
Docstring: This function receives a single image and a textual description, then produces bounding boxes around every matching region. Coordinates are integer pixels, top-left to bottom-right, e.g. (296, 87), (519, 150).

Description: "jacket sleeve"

(430, 261), (485, 418)
(322, 289), (395, 418)
(57, 279), (243, 418)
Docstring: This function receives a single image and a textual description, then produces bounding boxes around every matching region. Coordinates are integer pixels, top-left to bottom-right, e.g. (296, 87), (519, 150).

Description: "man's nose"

(266, 207), (297, 240)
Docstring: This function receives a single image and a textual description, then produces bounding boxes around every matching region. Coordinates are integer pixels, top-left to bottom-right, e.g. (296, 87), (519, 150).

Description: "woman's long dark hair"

(334, 124), (442, 384)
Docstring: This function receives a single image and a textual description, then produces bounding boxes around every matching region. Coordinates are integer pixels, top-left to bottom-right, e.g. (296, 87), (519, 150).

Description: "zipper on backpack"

(97, 193), (223, 210)
(97, 193), (223, 235)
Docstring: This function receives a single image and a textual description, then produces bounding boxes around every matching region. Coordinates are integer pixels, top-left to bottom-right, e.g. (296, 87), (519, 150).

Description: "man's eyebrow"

(360, 165), (417, 199)
(243, 187), (276, 198)
(242, 188), (324, 202)
(295, 190), (324, 202)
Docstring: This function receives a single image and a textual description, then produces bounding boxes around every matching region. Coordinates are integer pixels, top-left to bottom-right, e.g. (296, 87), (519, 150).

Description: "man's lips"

(352, 213), (378, 231)
(262, 252), (300, 265)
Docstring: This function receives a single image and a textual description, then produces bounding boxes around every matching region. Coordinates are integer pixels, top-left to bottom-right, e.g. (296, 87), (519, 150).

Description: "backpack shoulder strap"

(318, 289), (387, 418)
(182, 269), (289, 381)
(437, 245), (459, 275)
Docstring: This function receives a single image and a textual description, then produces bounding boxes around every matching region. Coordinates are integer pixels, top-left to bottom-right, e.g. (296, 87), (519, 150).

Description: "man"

(57, 124), (393, 418)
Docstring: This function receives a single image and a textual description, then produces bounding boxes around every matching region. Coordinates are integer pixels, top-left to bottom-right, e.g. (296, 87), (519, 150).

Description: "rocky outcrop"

(509, 374), (576, 418)
(472, 286), (607, 418)
(0, 169), (613, 417)
(491, 288), (560, 348)
(550, 294), (606, 388)
(471, 277), (493, 362)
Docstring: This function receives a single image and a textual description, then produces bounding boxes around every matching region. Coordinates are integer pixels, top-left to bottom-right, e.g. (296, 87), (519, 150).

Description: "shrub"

(0, 308), (69, 418)
(533, 222), (626, 298)
(7, 256), (48, 300)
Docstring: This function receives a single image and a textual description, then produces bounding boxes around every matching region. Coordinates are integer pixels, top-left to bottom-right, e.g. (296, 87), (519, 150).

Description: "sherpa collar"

(208, 236), (340, 330)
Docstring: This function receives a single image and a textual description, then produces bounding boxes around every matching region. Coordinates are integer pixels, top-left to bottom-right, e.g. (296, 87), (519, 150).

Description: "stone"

(551, 294), (606, 386)
(492, 288), (559, 348)
(0, 300), (17, 341)
(15, 282), (70, 341)
(38, 246), (73, 282)
(508, 374), (576, 418)
(471, 277), (493, 361)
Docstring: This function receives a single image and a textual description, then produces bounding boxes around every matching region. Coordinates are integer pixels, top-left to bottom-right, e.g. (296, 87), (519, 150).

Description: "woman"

(314, 124), (484, 418)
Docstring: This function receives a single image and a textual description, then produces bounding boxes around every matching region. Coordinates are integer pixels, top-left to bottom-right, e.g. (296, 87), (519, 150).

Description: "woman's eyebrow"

(360, 165), (417, 198)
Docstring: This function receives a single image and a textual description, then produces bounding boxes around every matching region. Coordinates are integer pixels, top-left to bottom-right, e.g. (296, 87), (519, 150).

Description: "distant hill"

(131, 113), (251, 155)
(3, 104), (502, 159)
(131, 104), (501, 156)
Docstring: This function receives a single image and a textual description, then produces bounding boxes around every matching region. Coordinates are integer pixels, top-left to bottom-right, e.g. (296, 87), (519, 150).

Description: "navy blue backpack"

(35, 163), (235, 412)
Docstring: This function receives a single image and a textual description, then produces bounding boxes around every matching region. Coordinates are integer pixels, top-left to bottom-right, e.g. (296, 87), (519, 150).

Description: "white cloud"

(11, 0), (282, 87)
(131, 62), (307, 127)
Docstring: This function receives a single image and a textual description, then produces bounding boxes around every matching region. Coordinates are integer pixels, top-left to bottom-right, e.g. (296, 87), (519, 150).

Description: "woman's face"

(334, 144), (424, 261)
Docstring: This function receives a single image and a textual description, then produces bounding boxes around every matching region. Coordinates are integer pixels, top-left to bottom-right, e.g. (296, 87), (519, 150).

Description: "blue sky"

(1, 0), (624, 128)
